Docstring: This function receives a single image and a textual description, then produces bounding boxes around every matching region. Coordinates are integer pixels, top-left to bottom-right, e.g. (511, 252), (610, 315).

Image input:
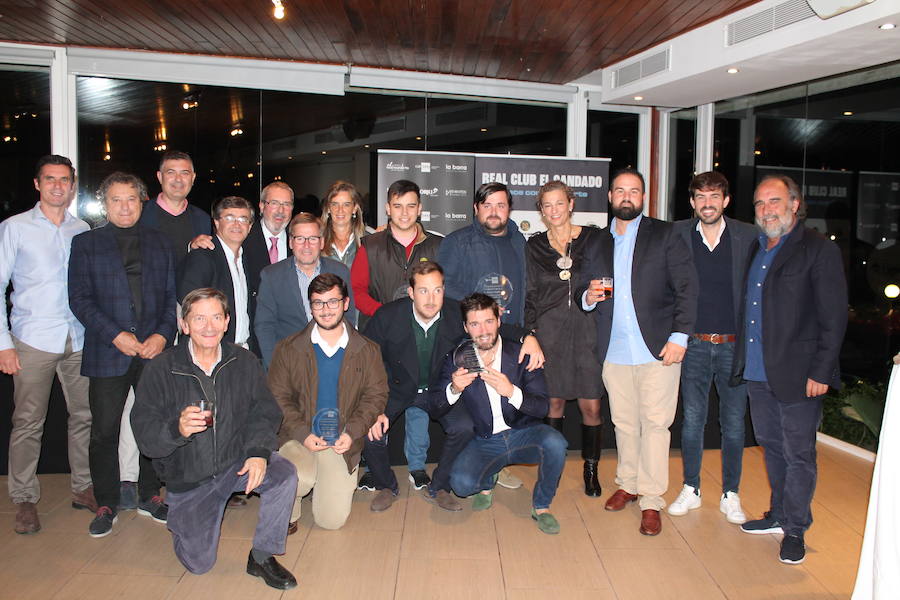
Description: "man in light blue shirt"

(0, 155), (95, 535)
(581, 169), (697, 537)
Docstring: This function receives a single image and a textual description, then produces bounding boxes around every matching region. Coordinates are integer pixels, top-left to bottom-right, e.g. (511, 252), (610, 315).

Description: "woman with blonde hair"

(320, 180), (367, 268)
(525, 180), (605, 497)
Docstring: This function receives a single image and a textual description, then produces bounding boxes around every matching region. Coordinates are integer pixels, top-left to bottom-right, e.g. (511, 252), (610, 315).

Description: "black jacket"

(364, 297), (530, 420)
(131, 341), (282, 493)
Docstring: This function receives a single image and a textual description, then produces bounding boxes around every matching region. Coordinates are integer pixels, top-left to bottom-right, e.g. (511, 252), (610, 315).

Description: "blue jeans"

(404, 405), (430, 472)
(747, 381), (822, 536)
(679, 338), (747, 493)
(450, 425), (567, 510)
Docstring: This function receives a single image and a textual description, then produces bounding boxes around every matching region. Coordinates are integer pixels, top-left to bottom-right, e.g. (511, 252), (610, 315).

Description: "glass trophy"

(475, 273), (514, 312)
(312, 408), (341, 445)
(453, 339), (485, 373)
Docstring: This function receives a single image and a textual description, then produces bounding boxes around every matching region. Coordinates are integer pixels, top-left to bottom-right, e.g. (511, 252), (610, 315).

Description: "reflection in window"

(668, 109), (696, 221)
(586, 110), (639, 175)
(0, 67), (51, 221)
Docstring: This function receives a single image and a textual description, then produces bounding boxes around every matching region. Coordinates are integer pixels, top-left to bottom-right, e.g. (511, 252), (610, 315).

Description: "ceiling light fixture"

(272, 0), (285, 19)
(633, 95), (643, 101)
(727, 67), (739, 74)
(230, 126), (243, 137)
(879, 23), (895, 30)
(182, 92), (200, 110)
(843, 111), (853, 116)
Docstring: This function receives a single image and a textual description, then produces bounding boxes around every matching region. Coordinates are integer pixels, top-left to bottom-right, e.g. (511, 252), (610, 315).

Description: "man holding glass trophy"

(267, 273), (388, 532)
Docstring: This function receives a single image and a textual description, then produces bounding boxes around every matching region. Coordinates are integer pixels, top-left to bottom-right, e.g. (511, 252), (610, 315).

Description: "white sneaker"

(720, 492), (747, 524)
(667, 484), (701, 516)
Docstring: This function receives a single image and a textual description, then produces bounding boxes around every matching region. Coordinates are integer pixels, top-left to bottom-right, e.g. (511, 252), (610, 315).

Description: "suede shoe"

(89, 506), (117, 538)
(740, 511), (783, 535)
(639, 509), (662, 536)
(137, 496), (168, 523)
(531, 509), (560, 535)
(779, 534), (806, 564)
(604, 489), (638, 511)
(426, 488), (462, 512)
(370, 488), (397, 512)
(408, 470), (431, 490)
(357, 471), (377, 492)
(72, 486), (99, 512)
(118, 481), (138, 511)
(14, 502), (40, 535)
(246, 551), (297, 590)
(497, 468), (523, 489)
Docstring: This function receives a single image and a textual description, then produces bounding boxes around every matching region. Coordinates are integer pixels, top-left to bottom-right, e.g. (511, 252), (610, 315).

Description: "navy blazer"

(428, 338), (548, 439)
(254, 255), (354, 368)
(367, 297), (531, 420)
(672, 216), (758, 328)
(242, 219), (288, 306)
(731, 223), (847, 400)
(177, 236), (259, 354)
(68, 223), (177, 378)
(578, 216), (698, 366)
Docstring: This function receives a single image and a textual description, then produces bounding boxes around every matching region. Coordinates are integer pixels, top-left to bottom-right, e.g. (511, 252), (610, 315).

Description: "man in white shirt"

(1, 155), (95, 534)
(177, 197), (255, 352)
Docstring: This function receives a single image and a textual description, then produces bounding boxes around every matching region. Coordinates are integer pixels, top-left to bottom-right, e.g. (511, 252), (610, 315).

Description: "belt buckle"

(709, 333), (722, 344)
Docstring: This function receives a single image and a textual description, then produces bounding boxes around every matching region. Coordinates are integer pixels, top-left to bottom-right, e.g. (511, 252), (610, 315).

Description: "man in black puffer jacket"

(132, 287), (297, 590)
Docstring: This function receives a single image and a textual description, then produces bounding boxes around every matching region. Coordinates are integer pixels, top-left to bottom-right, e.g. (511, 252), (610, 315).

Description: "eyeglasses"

(310, 298), (343, 310)
(264, 200), (293, 209)
(218, 214), (251, 225)
(291, 235), (321, 245)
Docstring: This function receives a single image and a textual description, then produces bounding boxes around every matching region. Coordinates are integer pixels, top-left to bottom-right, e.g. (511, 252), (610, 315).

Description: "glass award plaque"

(453, 339), (485, 373)
(475, 273), (513, 311)
(312, 408), (341, 445)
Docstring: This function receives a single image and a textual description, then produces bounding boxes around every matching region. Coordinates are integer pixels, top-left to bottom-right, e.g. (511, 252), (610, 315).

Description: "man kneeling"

(431, 293), (567, 534)
(132, 288), (297, 590)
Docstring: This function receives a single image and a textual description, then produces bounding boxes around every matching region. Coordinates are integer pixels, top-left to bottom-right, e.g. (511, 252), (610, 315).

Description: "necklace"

(549, 227), (573, 280)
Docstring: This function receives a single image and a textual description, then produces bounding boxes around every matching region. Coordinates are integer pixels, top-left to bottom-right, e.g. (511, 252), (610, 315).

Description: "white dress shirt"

(217, 236), (250, 346)
(260, 221), (288, 262)
(311, 322), (349, 357)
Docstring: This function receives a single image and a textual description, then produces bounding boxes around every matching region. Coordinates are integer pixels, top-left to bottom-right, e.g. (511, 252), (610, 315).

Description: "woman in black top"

(525, 181), (605, 497)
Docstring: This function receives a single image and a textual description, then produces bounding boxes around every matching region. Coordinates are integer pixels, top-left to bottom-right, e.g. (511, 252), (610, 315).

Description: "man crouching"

(131, 288), (297, 590)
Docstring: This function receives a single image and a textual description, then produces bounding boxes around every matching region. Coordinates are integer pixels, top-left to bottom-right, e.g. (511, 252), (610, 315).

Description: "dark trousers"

(362, 401), (475, 494)
(747, 381), (822, 536)
(88, 358), (160, 509)
(165, 454), (297, 574)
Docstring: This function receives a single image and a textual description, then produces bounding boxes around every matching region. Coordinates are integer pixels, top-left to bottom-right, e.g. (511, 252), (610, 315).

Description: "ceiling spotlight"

(103, 154), (111, 161)
(321, 151), (327, 155)
(885, 284), (900, 299)
(182, 92), (200, 110)
(230, 126), (243, 137)
(727, 67), (739, 74)
(633, 95), (644, 101)
(754, 150), (762, 156)
(879, 23), (896, 30)
(480, 128), (488, 132)
(843, 111), (853, 116)
(247, 172), (254, 178)
(153, 143), (167, 152)
(272, 0), (285, 19)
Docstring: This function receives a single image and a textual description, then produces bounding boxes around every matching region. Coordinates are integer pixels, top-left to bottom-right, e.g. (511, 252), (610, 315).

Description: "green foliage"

(819, 379), (886, 452)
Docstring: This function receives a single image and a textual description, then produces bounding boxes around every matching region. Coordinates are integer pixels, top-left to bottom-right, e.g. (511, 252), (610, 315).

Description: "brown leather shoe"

(370, 488), (396, 512)
(287, 520), (298, 535)
(14, 502), (40, 534)
(604, 489), (638, 511)
(640, 509), (662, 536)
(72, 486), (99, 512)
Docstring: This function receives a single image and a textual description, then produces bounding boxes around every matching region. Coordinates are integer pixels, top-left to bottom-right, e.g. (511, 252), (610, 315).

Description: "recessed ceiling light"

(272, 0), (285, 20)
(480, 128), (488, 132)
(843, 111), (853, 116)
(879, 23), (895, 30)
(321, 151), (327, 155)
(633, 95), (643, 101)
(415, 136), (423, 140)
(754, 150), (762, 156)
(727, 67), (739, 74)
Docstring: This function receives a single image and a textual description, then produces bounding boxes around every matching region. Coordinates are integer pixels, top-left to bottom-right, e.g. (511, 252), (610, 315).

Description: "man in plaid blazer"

(68, 171), (177, 538)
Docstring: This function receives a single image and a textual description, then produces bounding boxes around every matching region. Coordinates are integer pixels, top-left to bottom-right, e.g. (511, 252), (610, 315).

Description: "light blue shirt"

(0, 203), (89, 353)
(585, 214), (687, 365)
(295, 260), (322, 321)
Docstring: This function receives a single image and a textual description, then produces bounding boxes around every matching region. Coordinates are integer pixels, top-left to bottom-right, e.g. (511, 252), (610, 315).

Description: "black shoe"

(408, 470), (431, 490)
(740, 511), (784, 535)
(88, 506), (118, 538)
(246, 552), (297, 590)
(137, 495), (168, 523)
(779, 534), (806, 564)
(583, 459), (601, 497)
(357, 471), (377, 492)
(581, 424), (602, 497)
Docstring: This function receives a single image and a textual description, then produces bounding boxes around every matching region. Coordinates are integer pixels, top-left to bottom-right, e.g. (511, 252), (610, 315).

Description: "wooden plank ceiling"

(0, 0), (760, 84)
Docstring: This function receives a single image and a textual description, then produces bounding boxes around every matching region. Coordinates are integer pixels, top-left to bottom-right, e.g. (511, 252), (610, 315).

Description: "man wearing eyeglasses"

(255, 213), (356, 369)
(267, 273), (388, 532)
(178, 196), (259, 354)
(242, 182), (294, 305)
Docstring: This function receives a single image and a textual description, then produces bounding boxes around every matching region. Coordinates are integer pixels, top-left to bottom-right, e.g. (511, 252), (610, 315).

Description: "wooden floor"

(0, 444), (874, 600)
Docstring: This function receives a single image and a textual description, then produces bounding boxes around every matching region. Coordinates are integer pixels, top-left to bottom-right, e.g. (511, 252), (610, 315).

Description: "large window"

(76, 78), (567, 227)
(0, 67), (51, 221)
(586, 109), (639, 174)
(667, 109), (697, 220)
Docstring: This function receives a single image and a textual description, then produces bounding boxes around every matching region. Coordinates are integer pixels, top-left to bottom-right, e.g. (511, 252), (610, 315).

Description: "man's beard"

(314, 314), (343, 330)
(480, 216), (507, 235)
(474, 331), (499, 352)
(697, 207), (723, 225)
(756, 213), (794, 239)
(611, 202), (642, 221)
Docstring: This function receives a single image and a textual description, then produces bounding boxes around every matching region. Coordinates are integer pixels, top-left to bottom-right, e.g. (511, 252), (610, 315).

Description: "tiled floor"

(0, 444), (874, 599)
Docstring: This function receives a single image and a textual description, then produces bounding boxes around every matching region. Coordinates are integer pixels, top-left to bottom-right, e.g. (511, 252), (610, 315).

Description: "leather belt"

(692, 333), (736, 344)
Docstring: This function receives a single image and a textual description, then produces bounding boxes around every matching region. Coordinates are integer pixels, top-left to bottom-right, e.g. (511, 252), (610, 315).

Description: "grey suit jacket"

(672, 216), (758, 327)
(254, 256), (355, 368)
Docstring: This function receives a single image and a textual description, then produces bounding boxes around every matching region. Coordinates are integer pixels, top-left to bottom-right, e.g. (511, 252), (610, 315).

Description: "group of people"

(1, 149), (847, 590)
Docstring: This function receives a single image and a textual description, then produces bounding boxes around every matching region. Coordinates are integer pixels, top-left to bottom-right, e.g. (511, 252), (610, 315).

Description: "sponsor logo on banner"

(445, 163), (468, 172)
(446, 189), (468, 197)
(419, 162), (431, 173)
(421, 211), (431, 222)
(445, 212), (468, 219)
(385, 162), (409, 172)
(420, 187), (440, 197)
